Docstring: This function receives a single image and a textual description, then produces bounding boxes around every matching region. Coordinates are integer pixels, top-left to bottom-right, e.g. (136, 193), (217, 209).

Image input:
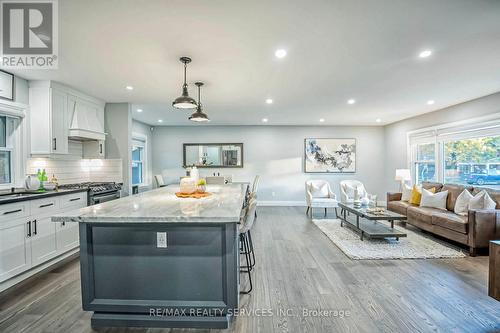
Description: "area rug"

(312, 219), (466, 260)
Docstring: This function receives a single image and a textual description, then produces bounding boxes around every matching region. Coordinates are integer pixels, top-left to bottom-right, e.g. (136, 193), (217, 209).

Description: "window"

(444, 136), (500, 187)
(131, 137), (146, 186)
(408, 116), (500, 189)
(0, 116), (16, 184)
(414, 143), (436, 184)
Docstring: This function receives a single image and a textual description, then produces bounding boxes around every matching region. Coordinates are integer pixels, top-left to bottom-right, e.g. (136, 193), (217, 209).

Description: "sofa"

(387, 182), (500, 256)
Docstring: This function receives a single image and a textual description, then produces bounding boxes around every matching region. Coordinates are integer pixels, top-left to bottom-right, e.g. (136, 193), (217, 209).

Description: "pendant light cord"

(183, 62), (187, 87)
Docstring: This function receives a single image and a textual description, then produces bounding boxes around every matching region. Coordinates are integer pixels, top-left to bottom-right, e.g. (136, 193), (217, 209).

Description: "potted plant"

(197, 178), (207, 193)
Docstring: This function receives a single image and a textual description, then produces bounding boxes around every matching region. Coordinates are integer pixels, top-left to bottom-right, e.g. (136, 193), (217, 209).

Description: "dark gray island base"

(53, 184), (247, 329)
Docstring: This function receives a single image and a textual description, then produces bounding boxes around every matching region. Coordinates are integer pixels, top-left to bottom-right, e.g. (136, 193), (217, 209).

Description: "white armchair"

(305, 180), (338, 218)
(339, 180), (369, 204)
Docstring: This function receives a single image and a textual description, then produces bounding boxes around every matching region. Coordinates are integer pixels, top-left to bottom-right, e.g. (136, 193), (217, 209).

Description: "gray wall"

(384, 92), (500, 192)
(105, 103), (132, 196)
(152, 126), (386, 204)
(132, 120), (153, 191)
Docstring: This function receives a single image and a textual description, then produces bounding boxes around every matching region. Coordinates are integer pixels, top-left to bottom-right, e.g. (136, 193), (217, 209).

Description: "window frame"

(131, 133), (147, 187)
(407, 114), (500, 186)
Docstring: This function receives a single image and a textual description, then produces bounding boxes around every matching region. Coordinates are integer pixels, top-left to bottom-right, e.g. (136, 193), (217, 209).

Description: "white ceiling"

(9, 0), (500, 126)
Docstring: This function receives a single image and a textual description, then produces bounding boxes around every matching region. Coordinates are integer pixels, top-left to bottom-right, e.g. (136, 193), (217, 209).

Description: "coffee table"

(338, 203), (407, 241)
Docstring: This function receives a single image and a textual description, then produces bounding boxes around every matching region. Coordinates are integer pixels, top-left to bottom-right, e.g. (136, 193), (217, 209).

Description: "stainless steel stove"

(60, 182), (122, 205)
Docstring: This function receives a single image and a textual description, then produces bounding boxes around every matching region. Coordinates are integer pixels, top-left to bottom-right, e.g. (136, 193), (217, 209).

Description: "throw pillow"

(469, 190), (497, 210)
(401, 183), (413, 201)
(420, 188), (448, 210)
(311, 183), (329, 198)
(454, 189), (473, 216)
(409, 185), (422, 205)
(484, 192), (497, 210)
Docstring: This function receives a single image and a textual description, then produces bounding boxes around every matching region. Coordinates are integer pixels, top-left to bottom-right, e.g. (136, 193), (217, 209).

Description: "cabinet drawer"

(30, 197), (59, 217)
(60, 192), (87, 209)
(0, 202), (30, 222)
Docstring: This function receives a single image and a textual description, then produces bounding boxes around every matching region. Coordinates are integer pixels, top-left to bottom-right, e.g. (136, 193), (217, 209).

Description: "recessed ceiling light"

(275, 49), (287, 59)
(347, 99), (356, 105)
(262, 118), (268, 123)
(126, 85), (134, 90)
(136, 109), (143, 113)
(375, 118), (382, 123)
(419, 50), (432, 58)
(319, 118), (325, 123)
(265, 98), (273, 104)
(427, 100), (435, 105)
(158, 119), (163, 123)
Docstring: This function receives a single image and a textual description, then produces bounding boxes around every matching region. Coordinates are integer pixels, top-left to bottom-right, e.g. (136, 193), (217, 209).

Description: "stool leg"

(240, 233), (253, 294)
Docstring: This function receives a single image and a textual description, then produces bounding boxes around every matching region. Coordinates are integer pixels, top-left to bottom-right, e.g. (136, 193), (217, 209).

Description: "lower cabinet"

(0, 192), (87, 284)
(30, 217), (58, 267)
(0, 218), (32, 282)
(56, 220), (79, 252)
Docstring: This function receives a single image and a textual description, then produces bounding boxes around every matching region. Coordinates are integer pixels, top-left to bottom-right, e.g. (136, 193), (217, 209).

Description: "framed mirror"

(183, 143), (243, 168)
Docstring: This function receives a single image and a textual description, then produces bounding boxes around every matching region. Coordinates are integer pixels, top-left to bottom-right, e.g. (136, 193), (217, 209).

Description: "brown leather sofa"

(387, 182), (500, 256)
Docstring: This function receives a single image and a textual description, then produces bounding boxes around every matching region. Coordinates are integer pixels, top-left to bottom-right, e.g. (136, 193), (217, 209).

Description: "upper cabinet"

(29, 81), (106, 156)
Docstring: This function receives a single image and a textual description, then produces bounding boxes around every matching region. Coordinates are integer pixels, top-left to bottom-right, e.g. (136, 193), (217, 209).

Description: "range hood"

(68, 101), (106, 141)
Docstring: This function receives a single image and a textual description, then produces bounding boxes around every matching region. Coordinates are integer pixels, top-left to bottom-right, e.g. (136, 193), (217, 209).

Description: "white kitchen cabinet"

(0, 218), (32, 282)
(29, 84), (69, 155)
(29, 81), (106, 156)
(30, 216), (58, 266)
(83, 140), (105, 158)
(0, 192), (88, 284)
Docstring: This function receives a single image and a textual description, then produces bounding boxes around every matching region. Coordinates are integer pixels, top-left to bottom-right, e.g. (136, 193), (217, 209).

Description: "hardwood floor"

(1, 206), (499, 333)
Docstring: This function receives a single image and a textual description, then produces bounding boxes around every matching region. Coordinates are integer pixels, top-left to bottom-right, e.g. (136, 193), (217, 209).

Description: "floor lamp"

(395, 169), (411, 191)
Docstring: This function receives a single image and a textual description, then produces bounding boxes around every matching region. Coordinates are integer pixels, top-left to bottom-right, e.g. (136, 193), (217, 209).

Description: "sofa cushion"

(407, 206), (443, 224)
(422, 181), (444, 192)
(387, 200), (414, 215)
(432, 212), (468, 234)
(442, 184), (472, 212)
(454, 189), (473, 216)
(472, 187), (500, 208)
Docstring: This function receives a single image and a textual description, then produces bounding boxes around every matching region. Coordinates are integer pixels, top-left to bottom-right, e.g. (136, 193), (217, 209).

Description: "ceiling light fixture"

(158, 119), (163, 123)
(419, 50), (432, 58)
(262, 118), (268, 123)
(126, 86), (134, 91)
(347, 99), (356, 105)
(265, 98), (273, 104)
(136, 109), (143, 113)
(172, 57), (197, 110)
(319, 118), (325, 123)
(275, 49), (287, 59)
(189, 82), (210, 122)
(427, 100), (435, 105)
(375, 118), (382, 123)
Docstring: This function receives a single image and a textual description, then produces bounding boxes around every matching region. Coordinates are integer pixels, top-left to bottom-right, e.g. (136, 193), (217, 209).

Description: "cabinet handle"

(39, 203), (54, 208)
(61, 221), (66, 227)
(99, 143), (103, 154)
(3, 208), (22, 215)
(27, 221), (31, 237)
(69, 197), (80, 202)
(32, 220), (37, 236)
(53, 138), (57, 150)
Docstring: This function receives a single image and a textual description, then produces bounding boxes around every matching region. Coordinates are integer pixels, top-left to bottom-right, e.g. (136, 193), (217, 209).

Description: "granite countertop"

(52, 184), (247, 224)
(0, 188), (88, 205)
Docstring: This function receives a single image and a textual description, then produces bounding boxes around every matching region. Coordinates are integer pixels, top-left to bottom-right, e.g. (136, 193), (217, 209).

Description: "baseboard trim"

(259, 201), (306, 207)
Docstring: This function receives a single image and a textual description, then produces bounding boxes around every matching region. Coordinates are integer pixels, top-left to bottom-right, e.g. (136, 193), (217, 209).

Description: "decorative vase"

(197, 185), (206, 193)
(180, 177), (197, 194)
(190, 166), (199, 182)
(360, 197), (370, 206)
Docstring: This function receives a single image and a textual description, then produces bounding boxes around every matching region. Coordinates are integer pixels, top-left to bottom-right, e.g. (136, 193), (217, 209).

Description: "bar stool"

(239, 199), (257, 294)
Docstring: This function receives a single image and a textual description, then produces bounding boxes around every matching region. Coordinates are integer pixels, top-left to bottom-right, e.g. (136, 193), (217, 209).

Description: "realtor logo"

(0, 0), (58, 68)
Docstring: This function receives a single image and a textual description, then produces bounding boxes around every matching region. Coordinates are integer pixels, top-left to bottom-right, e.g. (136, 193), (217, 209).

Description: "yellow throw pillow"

(409, 186), (435, 205)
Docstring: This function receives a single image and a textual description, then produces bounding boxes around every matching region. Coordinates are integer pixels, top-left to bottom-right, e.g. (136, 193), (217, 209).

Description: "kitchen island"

(52, 184), (247, 329)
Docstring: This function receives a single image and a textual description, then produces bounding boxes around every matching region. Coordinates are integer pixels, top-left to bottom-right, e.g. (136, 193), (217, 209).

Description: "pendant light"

(172, 57), (197, 109)
(189, 82), (210, 122)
